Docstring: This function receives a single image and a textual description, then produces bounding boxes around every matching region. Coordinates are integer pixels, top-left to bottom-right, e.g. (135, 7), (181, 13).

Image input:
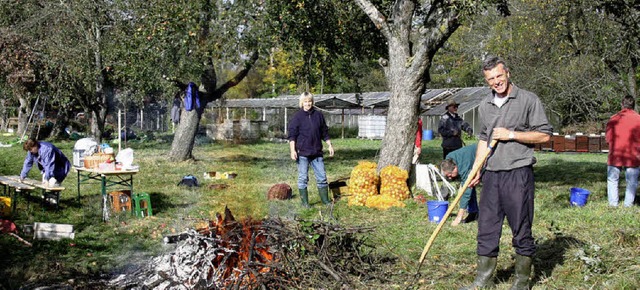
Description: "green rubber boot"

(318, 186), (331, 205)
(460, 256), (497, 290)
(299, 188), (310, 208)
(510, 254), (532, 290)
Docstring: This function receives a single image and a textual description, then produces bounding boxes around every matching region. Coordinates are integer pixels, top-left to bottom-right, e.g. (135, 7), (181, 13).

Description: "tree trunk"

(168, 53), (258, 162)
(52, 106), (71, 139)
(90, 106), (107, 143)
(17, 94), (29, 138)
(89, 21), (107, 143)
(628, 58), (637, 98)
(354, 0), (463, 172)
(377, 38), (425, 172)
(169, 108), (202, 161)
(0, 99), (6, 132)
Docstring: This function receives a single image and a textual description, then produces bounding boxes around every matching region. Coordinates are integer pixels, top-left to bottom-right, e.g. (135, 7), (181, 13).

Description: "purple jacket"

(288, 108), (330, 157)
(20, 141), (71, 183)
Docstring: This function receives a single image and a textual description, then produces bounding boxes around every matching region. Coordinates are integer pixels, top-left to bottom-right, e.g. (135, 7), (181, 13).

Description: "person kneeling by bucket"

(440, 144), (479, 226)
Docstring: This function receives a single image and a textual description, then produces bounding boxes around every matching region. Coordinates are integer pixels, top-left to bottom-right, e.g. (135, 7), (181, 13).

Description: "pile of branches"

(109, 207), (396, 289)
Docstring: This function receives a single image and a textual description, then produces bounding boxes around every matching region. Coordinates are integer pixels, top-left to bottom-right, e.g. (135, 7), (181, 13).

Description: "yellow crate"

(0, 196), (11, 217)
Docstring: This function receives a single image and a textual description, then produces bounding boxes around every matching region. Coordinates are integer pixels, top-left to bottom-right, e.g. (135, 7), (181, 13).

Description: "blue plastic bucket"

(427, 200), (449, 223)
(570, 187), (591, 207)
(422, 129), (434, 141)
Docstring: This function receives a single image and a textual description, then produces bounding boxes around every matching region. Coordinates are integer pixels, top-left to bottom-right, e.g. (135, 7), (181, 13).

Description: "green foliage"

(430, 0), (631, 129)
(264, 0), (387, 92)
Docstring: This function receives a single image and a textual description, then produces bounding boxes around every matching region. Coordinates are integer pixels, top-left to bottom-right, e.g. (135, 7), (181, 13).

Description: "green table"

(74, 167), (139, 221)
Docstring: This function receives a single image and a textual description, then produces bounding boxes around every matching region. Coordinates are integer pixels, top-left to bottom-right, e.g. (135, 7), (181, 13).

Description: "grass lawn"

(1, 134), (639, 289)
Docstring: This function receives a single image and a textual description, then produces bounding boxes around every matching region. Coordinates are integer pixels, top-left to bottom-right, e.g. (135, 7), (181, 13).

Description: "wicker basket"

(84, 153), (113, 169)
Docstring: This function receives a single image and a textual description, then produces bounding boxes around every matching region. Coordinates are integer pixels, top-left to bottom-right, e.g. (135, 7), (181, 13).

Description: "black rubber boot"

(318, 186), (331, 205)
(299, 188), (310, 208)
(460, 256), (497, 290)
(463, 212), (478, 223)
(510, 254), (532, 290)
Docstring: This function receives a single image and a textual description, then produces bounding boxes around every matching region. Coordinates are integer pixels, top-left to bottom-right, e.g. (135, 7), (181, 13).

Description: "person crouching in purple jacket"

(20, 138), (71, 187)
(288, 92), (335, 207)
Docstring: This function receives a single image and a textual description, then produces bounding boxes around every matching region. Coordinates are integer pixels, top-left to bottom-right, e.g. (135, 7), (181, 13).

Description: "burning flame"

(197, 207), (277, 286)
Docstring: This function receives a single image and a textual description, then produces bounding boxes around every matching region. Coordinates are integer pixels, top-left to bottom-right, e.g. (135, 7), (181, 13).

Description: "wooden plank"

(5, 176), (65, 191)
(0, 176), (35, 191)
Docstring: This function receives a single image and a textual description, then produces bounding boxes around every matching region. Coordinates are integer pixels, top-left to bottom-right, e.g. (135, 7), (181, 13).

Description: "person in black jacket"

(438, 100), (473, 159)
(288, 92), (334, 207)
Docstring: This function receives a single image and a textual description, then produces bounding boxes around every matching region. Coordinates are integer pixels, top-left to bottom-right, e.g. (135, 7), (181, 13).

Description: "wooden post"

(341, 108), (345, 139)
(118, 109), (122, 152)
(284, 107), (288, 133)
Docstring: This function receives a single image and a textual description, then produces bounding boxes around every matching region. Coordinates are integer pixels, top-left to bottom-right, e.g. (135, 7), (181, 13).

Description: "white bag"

(415, 163), (432, 195)
(115, 148), (135, 169)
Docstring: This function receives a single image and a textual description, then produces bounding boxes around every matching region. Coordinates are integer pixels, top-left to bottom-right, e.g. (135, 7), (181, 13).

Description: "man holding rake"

(463, 56), (553, 290)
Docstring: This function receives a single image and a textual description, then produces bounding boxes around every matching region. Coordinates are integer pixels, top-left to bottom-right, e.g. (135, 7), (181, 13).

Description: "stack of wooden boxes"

(575, 134), (589, 152)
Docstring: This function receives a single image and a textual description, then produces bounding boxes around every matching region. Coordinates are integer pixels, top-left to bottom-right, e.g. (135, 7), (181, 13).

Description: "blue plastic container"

(427, 200), (449, 223)
(422, 129), (434, 141)
(569, 187), (591, 207)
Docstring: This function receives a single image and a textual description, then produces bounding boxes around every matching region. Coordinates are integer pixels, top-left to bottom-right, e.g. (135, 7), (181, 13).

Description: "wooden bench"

(0, 176), (35, 215)
(0, 176), (65, 214)
(5, 117), (19, 132)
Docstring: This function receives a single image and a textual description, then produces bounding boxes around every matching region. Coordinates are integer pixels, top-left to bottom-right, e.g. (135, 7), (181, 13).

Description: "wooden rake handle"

(416, 139), (498, 272)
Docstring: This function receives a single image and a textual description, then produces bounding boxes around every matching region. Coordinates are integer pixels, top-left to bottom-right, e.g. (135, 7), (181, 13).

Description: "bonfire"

(109, 207), (391, 289)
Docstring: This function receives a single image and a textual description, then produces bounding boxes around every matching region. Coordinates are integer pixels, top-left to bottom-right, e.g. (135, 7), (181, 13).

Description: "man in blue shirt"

(20, 138), (71, 186)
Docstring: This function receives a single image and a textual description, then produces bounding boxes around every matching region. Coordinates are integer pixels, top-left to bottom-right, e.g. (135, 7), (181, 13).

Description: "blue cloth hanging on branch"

(184, 82), (201, 112)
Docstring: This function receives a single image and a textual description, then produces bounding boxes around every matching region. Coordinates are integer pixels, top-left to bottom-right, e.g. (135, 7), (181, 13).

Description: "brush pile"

(109, 207), (394, 289)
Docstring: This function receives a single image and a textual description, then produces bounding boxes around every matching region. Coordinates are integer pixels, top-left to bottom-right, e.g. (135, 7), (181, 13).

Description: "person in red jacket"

(605, 95), (640, 207)
(413, 118), (423, 164)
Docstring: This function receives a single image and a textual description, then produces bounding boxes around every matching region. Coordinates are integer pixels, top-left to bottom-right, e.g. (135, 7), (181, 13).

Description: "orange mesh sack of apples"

(379, 165), (410, 201)
(347, 161), (379, 206)
(364, 194), (406, 210)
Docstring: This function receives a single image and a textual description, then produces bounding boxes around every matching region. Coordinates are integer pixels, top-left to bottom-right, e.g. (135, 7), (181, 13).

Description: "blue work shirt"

(20, 141), (71, 183)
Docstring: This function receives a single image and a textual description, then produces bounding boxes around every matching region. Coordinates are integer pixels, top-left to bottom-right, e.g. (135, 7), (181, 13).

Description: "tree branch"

(353, 0), (391, 40)
(212, 51), (260, 101)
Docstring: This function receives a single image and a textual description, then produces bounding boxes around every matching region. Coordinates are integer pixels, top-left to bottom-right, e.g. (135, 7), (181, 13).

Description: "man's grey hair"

(440, 158), (457, 175)
(482, 55), (509, 73)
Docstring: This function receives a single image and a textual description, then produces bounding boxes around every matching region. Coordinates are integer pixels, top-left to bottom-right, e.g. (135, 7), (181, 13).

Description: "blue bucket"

(422, 129), (434, 141)
(570, 187), (591, 207)
(427, 200), (449, 223)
